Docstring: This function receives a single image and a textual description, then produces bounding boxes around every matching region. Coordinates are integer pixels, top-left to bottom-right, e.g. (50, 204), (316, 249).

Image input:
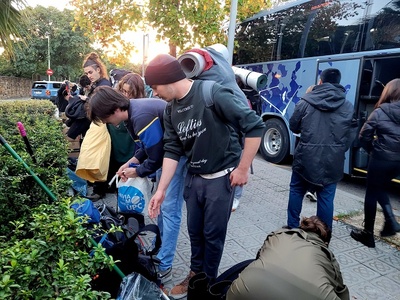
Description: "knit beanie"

(145, 54), (186, 86)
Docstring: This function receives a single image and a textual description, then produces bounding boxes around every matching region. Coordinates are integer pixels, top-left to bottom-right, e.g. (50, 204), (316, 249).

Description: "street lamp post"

(45, 32), (51, 81)
(142, 33), (149, 77)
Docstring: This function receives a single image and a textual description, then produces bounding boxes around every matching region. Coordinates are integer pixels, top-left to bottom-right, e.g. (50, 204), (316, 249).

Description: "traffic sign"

(46, 69), (53, 76)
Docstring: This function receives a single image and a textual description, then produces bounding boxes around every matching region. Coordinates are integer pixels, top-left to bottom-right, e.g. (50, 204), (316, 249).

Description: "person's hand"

(79, 95), (88, 101)
(148, 190), (165, 219)
(117, 163), (129, 182)
(229, 167), (249, 187)
(121, 167), (138, 180)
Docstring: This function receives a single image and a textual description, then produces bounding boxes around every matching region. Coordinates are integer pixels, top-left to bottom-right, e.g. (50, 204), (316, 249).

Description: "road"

(274, 154), (400, 214)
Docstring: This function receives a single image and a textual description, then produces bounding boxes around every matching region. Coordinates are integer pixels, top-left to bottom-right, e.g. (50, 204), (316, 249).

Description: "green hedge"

(0, 100), (112, 299)
(0, 100), (70, 235)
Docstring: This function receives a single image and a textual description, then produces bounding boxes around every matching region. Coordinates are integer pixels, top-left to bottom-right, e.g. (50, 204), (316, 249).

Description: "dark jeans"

(184, 172), (234, 278)
(287, 171), (337, 229)
(364, 157), (400, 231)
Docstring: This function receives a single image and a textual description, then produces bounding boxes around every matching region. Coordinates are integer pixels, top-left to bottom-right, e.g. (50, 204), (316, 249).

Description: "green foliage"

(0, 6), (96, 80)
(71, 0), (272, 57)
(0, 198), (112, 299)
(0, 100), (70, 236)
(0, 0), (28, 59)
(0, 100), (112, 298)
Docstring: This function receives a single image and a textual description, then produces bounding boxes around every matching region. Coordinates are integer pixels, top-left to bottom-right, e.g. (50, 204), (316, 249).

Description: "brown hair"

(117, 73), (146, 99)
(375, 78), (400, 109)
(299, 216), (331, 244)
(87, 86), (129, 125)
(82, 52), (109, 80)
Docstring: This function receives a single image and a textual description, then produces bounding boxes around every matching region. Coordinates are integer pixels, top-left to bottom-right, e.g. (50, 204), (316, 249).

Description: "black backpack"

(91, 204), (161, 298)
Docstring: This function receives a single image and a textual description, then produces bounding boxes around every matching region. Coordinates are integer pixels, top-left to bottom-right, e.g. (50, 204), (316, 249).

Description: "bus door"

(354, 54), (400, 179)
(317, 58), (361, 175)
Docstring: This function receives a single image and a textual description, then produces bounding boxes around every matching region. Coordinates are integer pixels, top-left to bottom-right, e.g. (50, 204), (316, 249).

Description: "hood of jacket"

(380, 101), (400, 125)
(302, 83), (346, 111)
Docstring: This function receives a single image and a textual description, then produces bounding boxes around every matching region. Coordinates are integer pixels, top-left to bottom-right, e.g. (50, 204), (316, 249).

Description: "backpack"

(187, 259), (255, 300)
(90, 204), (162, 298)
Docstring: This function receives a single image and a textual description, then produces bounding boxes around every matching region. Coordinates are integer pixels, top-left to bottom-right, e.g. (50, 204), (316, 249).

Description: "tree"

(71, 0), (271, 58)
(0, 6), (97, 80)
(0, 0), (27, 58)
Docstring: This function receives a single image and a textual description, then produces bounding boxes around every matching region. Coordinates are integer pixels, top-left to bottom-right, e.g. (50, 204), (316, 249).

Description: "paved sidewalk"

(105, 155), (400, 299)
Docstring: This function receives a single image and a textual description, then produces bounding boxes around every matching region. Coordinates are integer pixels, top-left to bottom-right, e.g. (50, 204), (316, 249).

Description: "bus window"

(235, 0), (398, 64)
(234, 0), (400, 174)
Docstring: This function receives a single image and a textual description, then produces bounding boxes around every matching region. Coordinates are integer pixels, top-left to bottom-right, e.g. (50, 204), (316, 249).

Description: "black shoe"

(380, 219), (400, 237)
(85, 193), (104, 201)
(282, 225), (292, 229)
(350, 228), (375, 248)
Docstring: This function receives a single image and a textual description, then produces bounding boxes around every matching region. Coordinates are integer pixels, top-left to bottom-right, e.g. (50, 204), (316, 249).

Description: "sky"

(24, 0), (169, 64)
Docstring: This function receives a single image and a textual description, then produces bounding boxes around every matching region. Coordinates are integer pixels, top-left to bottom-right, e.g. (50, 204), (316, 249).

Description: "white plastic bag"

(116, 176), (152, 214)
(117, 272), (166, 300)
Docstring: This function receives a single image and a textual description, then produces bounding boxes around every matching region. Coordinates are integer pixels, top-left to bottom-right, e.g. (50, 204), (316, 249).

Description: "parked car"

(31, 81), (63, 103)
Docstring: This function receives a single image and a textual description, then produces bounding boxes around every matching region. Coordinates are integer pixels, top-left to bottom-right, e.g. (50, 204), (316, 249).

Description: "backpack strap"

(130, 223), (161, 256)
(201, 80), (216, 107)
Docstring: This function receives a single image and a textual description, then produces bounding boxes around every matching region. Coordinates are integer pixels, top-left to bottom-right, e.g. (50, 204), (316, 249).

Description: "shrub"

(0, 100), (70, 236)
(0, 100), (113, 299)
(0, 198), (112, 299)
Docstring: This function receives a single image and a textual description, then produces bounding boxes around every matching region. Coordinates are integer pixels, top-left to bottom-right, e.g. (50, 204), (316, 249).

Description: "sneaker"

(305, 191), (317, 202)
(231, 198), (240, 212)
(350, 228), (375, 248)
(169, 270), (196, 299)
(158, 267), (172, 284)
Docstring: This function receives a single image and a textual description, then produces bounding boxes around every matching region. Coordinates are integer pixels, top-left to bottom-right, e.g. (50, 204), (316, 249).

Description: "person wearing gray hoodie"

(351, 78), (400, 248)
(286, 68), (357, 230)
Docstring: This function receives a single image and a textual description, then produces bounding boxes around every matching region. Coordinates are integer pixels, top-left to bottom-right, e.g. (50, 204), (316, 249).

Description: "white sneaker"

(305, 191), (317, 202)
(232, 198), (240, 212)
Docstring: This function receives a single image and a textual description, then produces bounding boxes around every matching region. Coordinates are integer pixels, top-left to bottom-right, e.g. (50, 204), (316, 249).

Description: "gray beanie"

(144, 54), (186, 86)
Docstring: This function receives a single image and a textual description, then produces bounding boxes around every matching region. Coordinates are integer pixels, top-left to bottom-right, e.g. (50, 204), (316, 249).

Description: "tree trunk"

(169, 42), (177, 57)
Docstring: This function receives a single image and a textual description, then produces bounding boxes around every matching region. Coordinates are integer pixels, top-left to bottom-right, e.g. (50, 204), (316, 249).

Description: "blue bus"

(234, 0), (400, 178)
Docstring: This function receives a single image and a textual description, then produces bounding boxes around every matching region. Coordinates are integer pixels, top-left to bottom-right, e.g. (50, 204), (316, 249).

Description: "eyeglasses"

(122, 89), (130, 96)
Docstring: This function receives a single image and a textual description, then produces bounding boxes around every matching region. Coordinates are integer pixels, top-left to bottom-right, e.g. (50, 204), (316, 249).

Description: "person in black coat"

(64, 75), (92, 140)
(56, 83), (69, 113)
(286, 68), (357, 230)
(350, 78), (400, 248)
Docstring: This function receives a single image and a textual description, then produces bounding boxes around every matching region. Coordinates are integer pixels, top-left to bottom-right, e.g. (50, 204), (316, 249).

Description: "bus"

(234, 0), (400, 178)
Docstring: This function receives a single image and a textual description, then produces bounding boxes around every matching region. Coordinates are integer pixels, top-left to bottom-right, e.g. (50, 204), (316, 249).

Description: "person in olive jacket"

(286, 68), (357, 230)
(227, 216), (349, 300)
(351, 78), (400, 248)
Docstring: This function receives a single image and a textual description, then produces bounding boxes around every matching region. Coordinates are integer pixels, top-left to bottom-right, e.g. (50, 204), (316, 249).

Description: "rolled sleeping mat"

(178, 52), (206, 78)
(232, 66), (268, 91)
(178, 43), (229, 78)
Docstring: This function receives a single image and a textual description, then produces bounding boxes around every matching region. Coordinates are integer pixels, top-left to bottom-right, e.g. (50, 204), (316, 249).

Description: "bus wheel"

(260, 118), (290, 164)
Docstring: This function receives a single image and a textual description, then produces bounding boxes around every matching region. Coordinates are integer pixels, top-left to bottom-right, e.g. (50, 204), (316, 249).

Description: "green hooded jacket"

(227, 228), (349, 300)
